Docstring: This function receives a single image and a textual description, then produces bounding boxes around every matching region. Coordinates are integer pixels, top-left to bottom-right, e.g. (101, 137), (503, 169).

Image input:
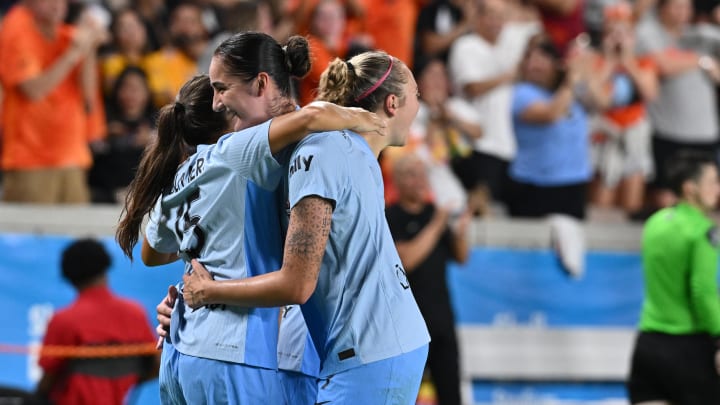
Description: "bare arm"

(141, 238), (180, 266)
(19, 44), (86, 102)
(78, 51), (98, 113)
(463, 70), (515, 99)
(421, 24), (471, 58)
(519, 83), (575, 124)
(652, 49), (700, 77)
(19, 23), (100, 101)
(444, 108), (484, 140)
(622, 57), (659, 102)
(267, 101), (385, 154)
(395, 209), (449, 273)
(450, 212), (471, 264)
(182, 196), (333, 308)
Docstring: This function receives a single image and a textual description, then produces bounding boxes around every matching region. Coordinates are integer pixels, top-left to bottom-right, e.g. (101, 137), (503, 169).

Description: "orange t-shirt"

(300, 35), (349, 106)
(361, 0), (420, 67)
(0, 5), (102, 170)
(143, 47), (198, 108)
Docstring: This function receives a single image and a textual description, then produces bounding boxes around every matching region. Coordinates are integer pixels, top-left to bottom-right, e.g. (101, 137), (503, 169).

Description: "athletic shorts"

(278, 369), (317, 405)
(627, 332), (720, 404)
(159, 342), (283, 405)
(315, 344), (428, 405)
(651, 136), (720, 189)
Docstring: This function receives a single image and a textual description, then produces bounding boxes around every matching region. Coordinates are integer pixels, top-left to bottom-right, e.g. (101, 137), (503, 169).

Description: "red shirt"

(38, 285), (156, 405)
(539, 0), (585, 56)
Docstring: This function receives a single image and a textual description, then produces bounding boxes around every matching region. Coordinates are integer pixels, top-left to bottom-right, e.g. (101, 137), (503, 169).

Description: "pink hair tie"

(355, 56), (394, 102)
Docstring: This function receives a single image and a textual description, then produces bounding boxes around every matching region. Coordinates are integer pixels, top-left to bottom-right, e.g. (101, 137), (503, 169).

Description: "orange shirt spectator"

(299, 0), (353, 106)
(284, 0), (365, 38)
(362, 0), (421, 67)
(0, 5), (105, 172)
(143, 48), (198, 108)
(301, 36), (349, 106)
(142, 3), (207, 108)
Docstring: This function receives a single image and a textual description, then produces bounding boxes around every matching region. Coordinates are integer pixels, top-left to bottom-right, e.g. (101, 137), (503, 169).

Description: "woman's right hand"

(155, 285), (177, 349)
(343, 107), (387, 136)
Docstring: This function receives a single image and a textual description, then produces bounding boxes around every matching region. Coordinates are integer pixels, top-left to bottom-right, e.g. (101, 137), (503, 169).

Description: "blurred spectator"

(198, 0), (276, 73)
(636, 0), (720, 209)
(385, 154), (470, 405)
(530, 0), (586, 54)
(408, 58), (483, 214)
(100, 8), (150, 93)
(505, 36), (593, 220)
(282, 0), (365, 38)
(143, 2), (208, 108)
(0, 0), (107, 204)
(588, 2), (659, 217)
(299, 0), (372, 106)
(361, 0), (419, 66)
(89, 66), (155, 204)
(413, 0), (476, 67)
(448, 0), (538, 215)
(36, 238), (158, 405)
(133, 0), (168, 51)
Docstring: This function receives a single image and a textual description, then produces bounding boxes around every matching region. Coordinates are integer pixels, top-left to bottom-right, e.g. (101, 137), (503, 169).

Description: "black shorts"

(450, 151), (509, 201)
(505, 178), (588, 220)
(627, 332), (720, 404)
(651, 136), (719, 189)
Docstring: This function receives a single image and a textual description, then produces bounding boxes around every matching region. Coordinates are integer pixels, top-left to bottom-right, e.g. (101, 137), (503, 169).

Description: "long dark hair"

(213, 32), (311, 98)
(116, 74), (229, 259)
(107, 66), (156, 121)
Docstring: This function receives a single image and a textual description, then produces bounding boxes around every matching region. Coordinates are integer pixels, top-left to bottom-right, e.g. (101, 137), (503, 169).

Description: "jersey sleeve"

(144, 198), (179, 254)
(214, 119), (283, 191)
(287, 133), (345, 209)
(689, 227), (720, 336)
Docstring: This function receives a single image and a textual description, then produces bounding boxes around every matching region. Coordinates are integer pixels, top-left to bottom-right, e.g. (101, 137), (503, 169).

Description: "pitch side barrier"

(0, 203), (644, 404)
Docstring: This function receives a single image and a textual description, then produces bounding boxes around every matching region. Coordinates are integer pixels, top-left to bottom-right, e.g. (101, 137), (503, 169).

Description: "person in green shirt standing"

(628, 150), (720, 405)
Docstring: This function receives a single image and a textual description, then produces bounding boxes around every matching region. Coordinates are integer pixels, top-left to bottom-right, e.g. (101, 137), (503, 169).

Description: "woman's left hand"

(182, 260), (214, 309)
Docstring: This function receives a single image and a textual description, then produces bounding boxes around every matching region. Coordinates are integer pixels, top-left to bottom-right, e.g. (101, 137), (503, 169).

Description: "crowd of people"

(0, 0), (718, 220)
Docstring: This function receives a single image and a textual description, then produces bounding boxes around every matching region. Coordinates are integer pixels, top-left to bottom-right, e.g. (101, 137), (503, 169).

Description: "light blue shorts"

(278, 369), (317, 405)
(315, 344), (428, 405)
(159, 342), (283, 405)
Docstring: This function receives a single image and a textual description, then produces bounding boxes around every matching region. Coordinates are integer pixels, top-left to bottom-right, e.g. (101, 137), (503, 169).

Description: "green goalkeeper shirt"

(640, 202), (720, 336)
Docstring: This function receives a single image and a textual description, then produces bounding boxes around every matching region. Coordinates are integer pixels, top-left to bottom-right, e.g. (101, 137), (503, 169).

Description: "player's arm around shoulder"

(141, 238), (179, 266)
(183, 197), (332, 308)
(268, 101), (385, 153)
(280, 195), (334, 303)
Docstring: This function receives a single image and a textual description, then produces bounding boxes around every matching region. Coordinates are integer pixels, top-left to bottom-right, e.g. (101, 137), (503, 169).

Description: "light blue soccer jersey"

(145, 119), (284, 369)
(277, 305), (320, 377)
(287, 130), (431, 377)
(275, 163), (322, 378)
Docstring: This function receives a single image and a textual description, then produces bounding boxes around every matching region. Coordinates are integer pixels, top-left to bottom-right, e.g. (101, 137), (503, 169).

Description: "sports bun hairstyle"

(317, 51), (408, 112)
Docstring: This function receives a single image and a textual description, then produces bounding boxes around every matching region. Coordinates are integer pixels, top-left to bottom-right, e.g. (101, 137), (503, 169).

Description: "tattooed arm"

(182, 196), (333, 308)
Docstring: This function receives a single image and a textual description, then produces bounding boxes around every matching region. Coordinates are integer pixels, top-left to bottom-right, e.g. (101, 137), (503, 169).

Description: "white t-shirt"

(448, 22), (538, 160)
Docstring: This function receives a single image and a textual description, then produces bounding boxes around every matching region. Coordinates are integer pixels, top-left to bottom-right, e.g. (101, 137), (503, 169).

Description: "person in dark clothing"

(386, 154), (470, 405)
